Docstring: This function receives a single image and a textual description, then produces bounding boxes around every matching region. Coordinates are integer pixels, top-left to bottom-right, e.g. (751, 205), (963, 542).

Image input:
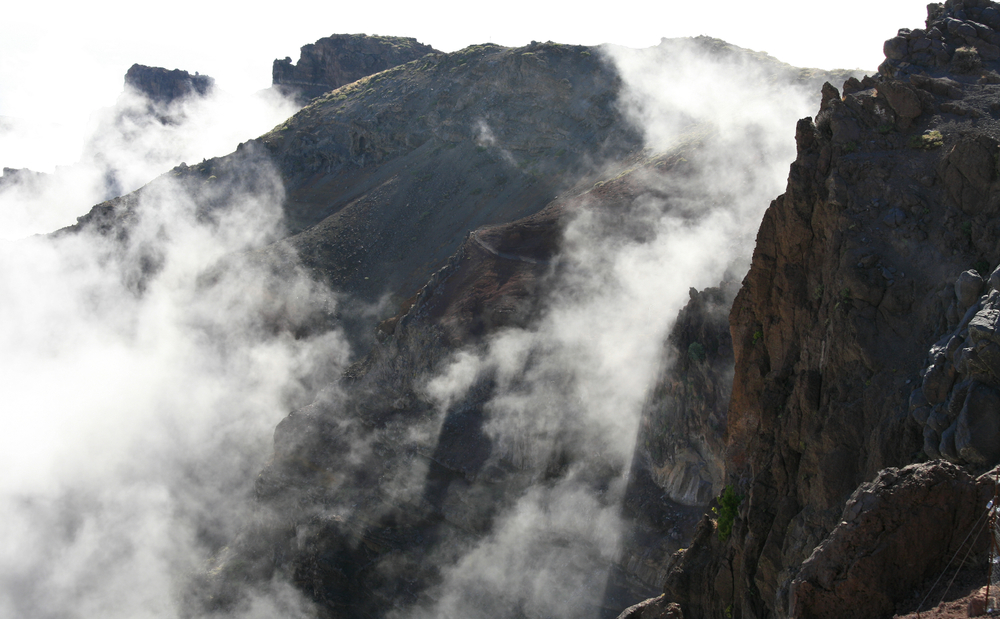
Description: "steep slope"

(664, 2), (1000, 617)
(56, 35), (861, 619)
(272, 34), (438, 103)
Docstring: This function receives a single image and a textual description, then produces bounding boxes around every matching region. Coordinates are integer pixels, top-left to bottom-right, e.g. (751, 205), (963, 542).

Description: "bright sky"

(1, 0), (927, 164)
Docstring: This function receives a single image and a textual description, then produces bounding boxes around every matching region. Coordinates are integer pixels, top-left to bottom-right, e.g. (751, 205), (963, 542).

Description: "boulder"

(878, 80), (923, 124)
(990, 264), (1000, 291)
(937, 135), (1000, 215)
(884, 37), (910, 60)
(616, 595), (684, 619)
(955, 382), (1000, 464)
(922, 353), (957, 405)
(789, 463), (992, 619)
(956, 269), (985, 309)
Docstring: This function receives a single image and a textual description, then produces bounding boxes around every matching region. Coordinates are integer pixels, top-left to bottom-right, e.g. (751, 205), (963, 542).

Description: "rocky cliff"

(272, 34), (438, 103)
(662, 1), (1000, 617)
(123, 63), (215, 104)
(62, 36), (859, 619)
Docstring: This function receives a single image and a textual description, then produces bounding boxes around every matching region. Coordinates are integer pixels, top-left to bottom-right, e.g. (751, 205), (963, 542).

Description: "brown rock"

(955, 382), (1000, 464)
(957, 270), (986, 309)
(616, 595), (683, 619)
(788, 462), (992, 619)
(938, 135), (1000, 215)
(878, 80), (923, 123)
(884, 36), (909, 60)
(968, 586), (987, 616)
(910, 74), (964, 99)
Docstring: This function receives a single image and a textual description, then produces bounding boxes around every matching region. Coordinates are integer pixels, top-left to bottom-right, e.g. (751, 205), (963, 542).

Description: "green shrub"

(909, 130), (943, 149)
(713, 485), (743, 542)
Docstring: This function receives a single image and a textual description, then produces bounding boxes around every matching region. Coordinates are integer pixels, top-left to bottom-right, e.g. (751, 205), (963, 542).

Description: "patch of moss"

(909, 130), (944, 149)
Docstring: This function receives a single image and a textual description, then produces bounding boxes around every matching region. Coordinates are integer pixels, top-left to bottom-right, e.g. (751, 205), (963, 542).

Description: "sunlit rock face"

(665, 2), (1000, 618)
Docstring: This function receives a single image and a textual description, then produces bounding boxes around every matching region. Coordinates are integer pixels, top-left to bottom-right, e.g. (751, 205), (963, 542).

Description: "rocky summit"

(272, 34), (438, 104)
(50, 2), (1000, 618)
(124, 63), (215, 104)
(662, 1), (1000, 618)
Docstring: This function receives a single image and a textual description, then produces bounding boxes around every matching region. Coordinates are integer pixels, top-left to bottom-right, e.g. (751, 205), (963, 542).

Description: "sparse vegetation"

(713, 485), (743, 542)
(909, 130), (944, 149)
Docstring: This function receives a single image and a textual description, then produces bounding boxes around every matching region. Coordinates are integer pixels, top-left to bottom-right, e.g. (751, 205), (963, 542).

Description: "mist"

(0, 131), (339, 616)
(397, 41), (821, 617)
(0, 34), (844, 619)
(0, 82), (299, 240)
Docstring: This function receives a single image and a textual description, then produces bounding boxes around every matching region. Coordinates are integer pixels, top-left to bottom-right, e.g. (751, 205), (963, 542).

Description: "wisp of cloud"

(401, 40), (821, 617)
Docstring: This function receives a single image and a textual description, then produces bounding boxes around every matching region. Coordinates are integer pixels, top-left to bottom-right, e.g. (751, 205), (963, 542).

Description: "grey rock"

(939, 423), (960, 462)
(909, 387), (930, 412)
(984, 7), (1000, 29)
(882, 208), (906, 227)
(884, 37), (909, 61)
(956, 382), (1000, 464)
(878, 81), (923, 120)
(928, 406), (951, 434)
(924, 425), (942, 459)
(956, 269), (985, 309)
(989, 264), (1000, 291)
(912, 405), (932, 426)
(922, 353), (957, 404)
(969, 292), (1000, 346)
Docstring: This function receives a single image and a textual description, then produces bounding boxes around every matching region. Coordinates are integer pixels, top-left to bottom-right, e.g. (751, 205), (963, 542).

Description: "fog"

(1, 35), (841, 619)
(0, 85), (333, 617)
(397, 41), (820, 617)
(0, 83), (298, 240)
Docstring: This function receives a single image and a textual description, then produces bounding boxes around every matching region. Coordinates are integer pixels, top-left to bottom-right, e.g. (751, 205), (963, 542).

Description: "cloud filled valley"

(6, 16), (982, 619)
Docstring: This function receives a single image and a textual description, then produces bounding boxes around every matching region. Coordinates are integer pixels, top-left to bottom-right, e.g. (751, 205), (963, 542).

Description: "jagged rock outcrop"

(272, 34), (437, 103)
(662, 2), (1000, 618)
(61, 35), (864, 618)
(788, 462), (994, 619)
(123, 63), (214, 104)
(637, 284), (737, 508)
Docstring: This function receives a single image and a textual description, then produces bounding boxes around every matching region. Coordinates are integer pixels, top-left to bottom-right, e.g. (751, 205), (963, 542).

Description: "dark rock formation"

(123, 63), (214, 104)
(879, 0), (1000, 79)
(62, 36), (863, 619)
(272, 34), (437, 103)
(617, 594), (685, 619)
(789, 462), (994, 619)
(637, 284), (737, 508)
(661, 2), (1000, 618)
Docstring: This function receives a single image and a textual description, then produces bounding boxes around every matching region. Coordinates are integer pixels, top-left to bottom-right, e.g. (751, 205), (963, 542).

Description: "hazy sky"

(3, 0), (925, 120)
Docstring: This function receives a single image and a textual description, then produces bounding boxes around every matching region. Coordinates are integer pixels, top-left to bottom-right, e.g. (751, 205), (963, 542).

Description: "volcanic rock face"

(272, 34), (437, 103)
(663, 2), (1000, 618)
(124, 63), (214, 104)
(636, 284), (736, 508)
(788, 462), (995, 619)
(64, 35), (858, 619)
